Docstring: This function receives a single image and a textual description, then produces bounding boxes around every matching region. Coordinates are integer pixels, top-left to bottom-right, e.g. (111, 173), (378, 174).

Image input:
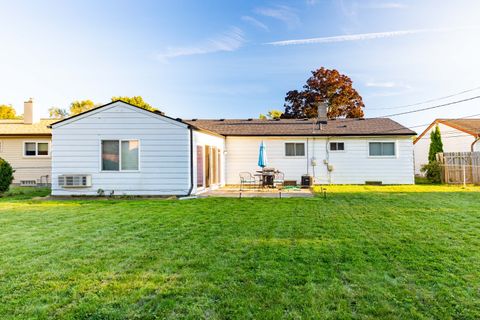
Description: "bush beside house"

(0, 158), (14, 193)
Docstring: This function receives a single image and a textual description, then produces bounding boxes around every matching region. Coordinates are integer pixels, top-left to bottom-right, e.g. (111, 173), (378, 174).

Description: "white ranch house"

(50, 101), (416, 196)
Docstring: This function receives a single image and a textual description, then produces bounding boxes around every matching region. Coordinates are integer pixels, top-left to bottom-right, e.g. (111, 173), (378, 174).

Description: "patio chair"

(239, 172), (257, 190)
(274, 171), (285, 188)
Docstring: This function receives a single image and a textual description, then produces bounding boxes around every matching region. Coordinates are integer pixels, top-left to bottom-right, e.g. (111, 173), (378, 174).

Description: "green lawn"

(1, 186), (480, 319)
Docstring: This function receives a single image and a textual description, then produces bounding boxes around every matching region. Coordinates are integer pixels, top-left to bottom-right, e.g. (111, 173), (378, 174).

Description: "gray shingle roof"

(185, 118), (416, 136)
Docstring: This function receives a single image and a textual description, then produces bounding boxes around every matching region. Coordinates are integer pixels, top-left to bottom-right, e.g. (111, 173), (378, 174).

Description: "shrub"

(421, 161), (442, 184)
(0, 157), (14, 193)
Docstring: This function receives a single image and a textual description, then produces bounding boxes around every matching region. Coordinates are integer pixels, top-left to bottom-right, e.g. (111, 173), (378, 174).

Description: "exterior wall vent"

(20, 180), (37, 186)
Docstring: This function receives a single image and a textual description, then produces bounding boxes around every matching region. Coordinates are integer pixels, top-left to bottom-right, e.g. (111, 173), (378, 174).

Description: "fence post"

(463, 164), (467, 187)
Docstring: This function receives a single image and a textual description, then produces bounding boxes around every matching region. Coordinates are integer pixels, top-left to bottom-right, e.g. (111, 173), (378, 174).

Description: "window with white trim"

(24, 142), (49, 157)
(285, 142), (305, 157)
(330, 142), (345, 151)
(369, 142), (395, 156)
(101, 140), (139, 171)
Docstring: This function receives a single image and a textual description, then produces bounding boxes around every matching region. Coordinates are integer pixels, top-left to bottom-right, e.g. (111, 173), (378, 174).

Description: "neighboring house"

(413, 119), (480, 175)
(0, 99), (54, 186)
(50, 101), (416, 196)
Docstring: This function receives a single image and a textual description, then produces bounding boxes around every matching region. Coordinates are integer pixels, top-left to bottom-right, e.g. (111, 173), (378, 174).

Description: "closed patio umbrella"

(258, 141), (268, 168)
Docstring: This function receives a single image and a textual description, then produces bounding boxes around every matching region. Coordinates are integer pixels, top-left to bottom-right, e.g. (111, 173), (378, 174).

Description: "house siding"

(192, 131), (226, 194)
(413, 123), (476, 175)
(0, 137), (51, 184)
(51, 103), (191, 196)
(225, 136), (414, 185)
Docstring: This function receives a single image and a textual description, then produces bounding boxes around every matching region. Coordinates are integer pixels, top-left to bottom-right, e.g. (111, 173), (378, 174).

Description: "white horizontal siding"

(225, 136), (414, 185)
(0, 137), (51, 184)
(51, 102), (191, 196)
(192, 131), (225, 194)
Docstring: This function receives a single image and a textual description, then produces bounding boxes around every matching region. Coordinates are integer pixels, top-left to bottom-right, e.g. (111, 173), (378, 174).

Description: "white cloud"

(241, 16), (269, 31)
(366, 81), (398, 88)
(367, 2), (407, 9)
(265, 27), (478, 46)
(254, 5), (300, 28)
(365, 81), (412, 90)
(157, 27), (245, 61)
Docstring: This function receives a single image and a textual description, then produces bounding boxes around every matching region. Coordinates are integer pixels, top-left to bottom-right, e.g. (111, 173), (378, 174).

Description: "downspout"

(471, 136), (480, 152)
(325, 136), (331, 184)
(186, 126), (194, 196)
(306, 138), (310, 177)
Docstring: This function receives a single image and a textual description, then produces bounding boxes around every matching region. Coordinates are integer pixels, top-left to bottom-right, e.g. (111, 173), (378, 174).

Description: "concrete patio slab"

(198, 187), (314, 198)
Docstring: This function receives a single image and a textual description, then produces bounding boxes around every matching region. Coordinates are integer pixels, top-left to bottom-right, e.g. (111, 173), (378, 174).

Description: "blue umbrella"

(258, 141), (268, 168)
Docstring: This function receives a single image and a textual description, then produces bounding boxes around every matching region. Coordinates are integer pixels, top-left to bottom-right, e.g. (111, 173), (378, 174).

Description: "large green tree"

(111, 96), (155, 111)
(282, 67), (365, 119)
(0, 105), (17, 119)
(70, 100), (96, 115)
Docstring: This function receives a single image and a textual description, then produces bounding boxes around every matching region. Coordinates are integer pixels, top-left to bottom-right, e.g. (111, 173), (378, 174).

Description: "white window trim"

(99, 139), (141, 172)
(367, 141), (398, 158)
(329, 141), (346, 152)
(23, 141), (51, 158)
(284, 141), (306, 158)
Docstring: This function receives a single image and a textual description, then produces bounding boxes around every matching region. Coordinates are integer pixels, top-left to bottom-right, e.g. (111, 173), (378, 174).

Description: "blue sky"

(1, 0), (480, 132)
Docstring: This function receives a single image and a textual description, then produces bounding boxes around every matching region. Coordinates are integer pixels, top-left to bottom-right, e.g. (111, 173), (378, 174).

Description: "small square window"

(101, 140), (139, 171)
(285, 143), (305, 157)
(25, 142), (37, 156)
(37, 143), (49, 156)
(330, 142), (345, 151)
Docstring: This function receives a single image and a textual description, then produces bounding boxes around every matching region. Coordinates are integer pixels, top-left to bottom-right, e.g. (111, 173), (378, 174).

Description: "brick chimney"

(317, 101), (328, 123)
(23, 98), (35, 124)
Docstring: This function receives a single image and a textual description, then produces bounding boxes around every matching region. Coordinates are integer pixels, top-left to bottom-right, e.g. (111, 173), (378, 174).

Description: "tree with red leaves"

(282, 67), (365, 119)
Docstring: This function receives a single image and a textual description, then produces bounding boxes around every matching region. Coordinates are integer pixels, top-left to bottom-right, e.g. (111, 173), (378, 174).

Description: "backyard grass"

(1, 185), (480, 319)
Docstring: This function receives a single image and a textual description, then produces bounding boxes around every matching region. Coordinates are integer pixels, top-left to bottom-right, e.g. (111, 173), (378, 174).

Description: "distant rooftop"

(437, 119), (480, 136)
(185, 118), (416, 136)
(0, 119), (55, 135)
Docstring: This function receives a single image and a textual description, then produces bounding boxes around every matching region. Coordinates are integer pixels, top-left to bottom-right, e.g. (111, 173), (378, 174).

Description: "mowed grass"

(1, 186), (480, 319)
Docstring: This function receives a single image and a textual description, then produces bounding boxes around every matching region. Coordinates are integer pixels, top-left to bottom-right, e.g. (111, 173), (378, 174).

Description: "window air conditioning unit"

(58, 175), (92, 188)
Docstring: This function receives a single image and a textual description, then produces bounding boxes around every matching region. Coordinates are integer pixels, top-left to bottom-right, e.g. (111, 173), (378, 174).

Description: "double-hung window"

(369, 142), (396, 157)
(24, 142), (49, 157)
(330, 142), (345, 151)
(285, 142), (305, 157)
(101, 140), (139, 171)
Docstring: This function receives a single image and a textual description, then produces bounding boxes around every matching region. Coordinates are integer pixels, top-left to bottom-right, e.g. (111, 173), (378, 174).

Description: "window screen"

(285, 143), (305, 156)
(369, 142), (395, 156)
(25, 143), (36, 156)
(102, 140), (120, 171)
(121, 140), (139, 170)
(37, 143), (49, 156)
